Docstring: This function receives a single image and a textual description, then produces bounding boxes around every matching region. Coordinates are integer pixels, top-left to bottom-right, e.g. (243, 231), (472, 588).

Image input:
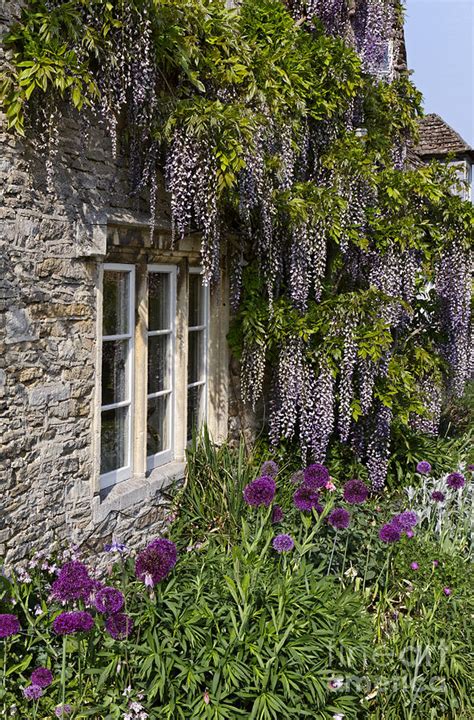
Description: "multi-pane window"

(100, 265), (135, 489)
(187, 269), (209, 442)
(99, 262), (209, 489)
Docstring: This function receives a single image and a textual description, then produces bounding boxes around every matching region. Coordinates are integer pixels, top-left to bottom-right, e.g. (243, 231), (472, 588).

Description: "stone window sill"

(92, 461), (185, 524)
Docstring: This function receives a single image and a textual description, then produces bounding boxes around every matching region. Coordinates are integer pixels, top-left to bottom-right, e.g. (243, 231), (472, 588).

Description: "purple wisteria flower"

(95, 587), (124, 615)
(23, 685), (43, 700)
(51, 561), (94, 603)
(55, 705), (72, 717)
(271, 505), (284, 524)
(242, 476), (276, 507)
(31, 667), (53, 688)
(343, 479), (369, 505)
(379, 524), (401, 544)
(392, 511), (418, 531)
(260, 460), (279, 478)
(105, 612), (134, 640)
(135, 538), (177, 586)
(53, 611), (94, 635)
(327, 508), (350, 530)
(446, 472), (465, 490)
(293, 485), (320, 512)
(431, 491), (446, 503)
(416, 461), (432, 474)
(303, 463), (330, 490)
(272, 534), (295, 553)
(0, 614), (20, 638)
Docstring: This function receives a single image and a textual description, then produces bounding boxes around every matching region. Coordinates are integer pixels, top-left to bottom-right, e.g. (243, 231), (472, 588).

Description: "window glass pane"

(188, 274), (204, 327)
(149, 272), (171, 331)
(148, 334), (171, 395)
(103, 271), (130, 336)
(188, 330), (204, 384)
(147, 395), (170, 456)
(187, 385), (204, 442)
(101, 340), (128, 406)
(100, 406), (129, 474)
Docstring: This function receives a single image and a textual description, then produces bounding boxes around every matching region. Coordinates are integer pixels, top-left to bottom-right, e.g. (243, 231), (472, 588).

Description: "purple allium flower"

(135, 538), (177, 586)
(446, 472), (465, 490)
(293, 485), (320, 512)
(443, 587), (452, 596)
(343, 479), (369, 505)
(31, 667), (53, 688)
(433, 560), (439, 567)
(271, 505), (284, 524)
(410, 562), (419, 571)
(379, 524), (401, 543)
(53, 611), (94, 635)
(272, 534), (294, 553)
(405, 530), (414, 539)
(243, 476), (276, 507)
(260, 460), (279, 478)
(392, 511), (418, 530)
(51, 561), (94, 603)
(55, 705), (72, 717)
(468, 464), (474, 472)
(105, 612), (134, 640)
(95, 587), (124, 615)
(290, 470), (305, 485)
(431, 491), (446, 503)
(303, 463), (330, 490)
(23, 685), (43, 700)
(0, 614), (20, 638)
(327, 508), (350, 530)
(416, 461), (431, 474)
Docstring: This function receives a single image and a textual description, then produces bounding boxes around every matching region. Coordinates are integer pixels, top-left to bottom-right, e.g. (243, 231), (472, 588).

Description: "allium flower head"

(379, 524), (401, 544)
(0, 614), (20, 638)
(392, 511), (418, 530)
(31, 667), (53, 688)
(242, 476), (276, 507)
(23, 685), (43, 700)
(327, 508), (350, 530)
(95, 587), (124, 615)
(293, 485), (320, 512)
(303, 463), (330, 490)
(446, 472), (465, 490)
(51, 561), (94, 603)
(410, 562), (419, 570)
(431, 491), (446, 503)
(260, 460), (279, 478)
(443, 587), (452, 596)
(416, 461), (431, 474)
(272, 534), (294, 553)
(55, 705), (72, 717)
(271, 505), (284, 524)
(53, 611), (94, 635)
(135, 538), (177, 586)
(105, 612), (134, 640)
(343, 479), (368, 505)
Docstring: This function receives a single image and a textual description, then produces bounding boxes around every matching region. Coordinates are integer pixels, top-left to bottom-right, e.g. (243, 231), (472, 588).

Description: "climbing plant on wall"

(2, 0), (473, 487)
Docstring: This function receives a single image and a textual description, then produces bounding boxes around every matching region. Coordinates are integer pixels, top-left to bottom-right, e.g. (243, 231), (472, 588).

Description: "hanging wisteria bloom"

(343, 479), (368, 505)
(271, 505), (284, 524)
(416, 461), (432, 474)
(243, 476), (276, 507)
(51, 561), (94, 603)
(30, 667), (53, 688)
(303, 463), (330, 490)
(105, 613), (134, 640)
(260, 460), (279, 478)
(23, 685), (43, 700)
(0, 614), (20, 638)
(379, 524), (401, 544)
(431, 491), (446, 503)
(135, 539), (177, 586)
(95, 587), (125, 615)
(446, 472), (465, 490)
(293, 485), (320, 512)
(272, 534), (295, 553)
(53, 611), (94, 635)
(327, 508), (350, 530)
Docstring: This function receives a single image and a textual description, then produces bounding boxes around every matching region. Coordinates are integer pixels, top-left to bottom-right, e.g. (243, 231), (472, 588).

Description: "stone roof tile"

(415, 113), (474, 158)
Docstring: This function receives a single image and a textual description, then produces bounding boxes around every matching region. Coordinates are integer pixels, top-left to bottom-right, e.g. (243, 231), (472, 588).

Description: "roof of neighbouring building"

(414, 113), (474, 159)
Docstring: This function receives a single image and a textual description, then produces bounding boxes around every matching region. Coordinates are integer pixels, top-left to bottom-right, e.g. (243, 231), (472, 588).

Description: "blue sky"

(404, 0), (474, 146)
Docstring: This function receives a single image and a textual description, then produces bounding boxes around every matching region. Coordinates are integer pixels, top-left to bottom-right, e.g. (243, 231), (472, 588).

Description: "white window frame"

(100, 263), (135, 490)
(146, 264), (177, 472)
(187, 267), (210, 442)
